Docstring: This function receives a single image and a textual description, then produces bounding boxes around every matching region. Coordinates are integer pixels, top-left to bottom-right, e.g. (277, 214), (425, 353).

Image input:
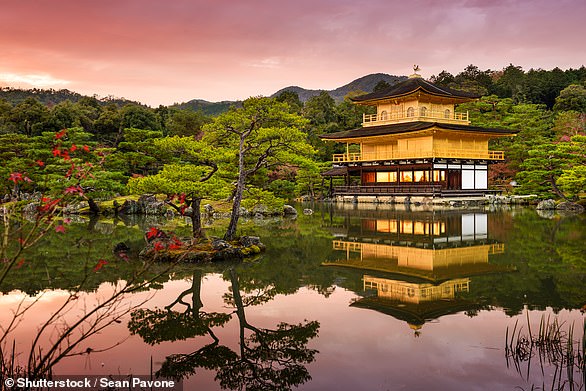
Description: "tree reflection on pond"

(129, 267), (320, 390)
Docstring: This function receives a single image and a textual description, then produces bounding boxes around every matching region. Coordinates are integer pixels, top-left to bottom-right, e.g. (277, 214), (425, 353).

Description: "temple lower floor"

(326, 159), (499, 197)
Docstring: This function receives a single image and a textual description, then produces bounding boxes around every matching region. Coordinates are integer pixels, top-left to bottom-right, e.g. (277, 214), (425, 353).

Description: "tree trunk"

(190, 198), (204, 240)
(88, 197), (101, 215)
(229, 267), (248, 356)
(549, 175), (570, 201)
(191, 269), (204, 314)
(224, 135), (246, 241)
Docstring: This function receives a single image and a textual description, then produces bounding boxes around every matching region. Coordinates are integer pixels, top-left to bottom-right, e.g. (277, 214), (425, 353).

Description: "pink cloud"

(0, 0), (584, 106)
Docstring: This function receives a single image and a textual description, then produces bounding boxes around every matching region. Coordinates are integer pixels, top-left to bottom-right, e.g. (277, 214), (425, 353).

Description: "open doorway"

(447, 170), (461, 190)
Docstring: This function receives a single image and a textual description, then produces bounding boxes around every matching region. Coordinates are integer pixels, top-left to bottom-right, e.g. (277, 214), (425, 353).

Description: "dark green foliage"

(275, 90), (303, 114)
(429, 70), (455, 87)
(165, 108), (211, 137)
(8, 97), (50, 136)
(430, 64), (586, 108)
(373, 80), (391, 92)
(120, 104), (162, 131)
(44, 100), (84, 132)
(303, 91), (337, 126)
(174, 99), (242, 116)
(268, 179), (297, 200)
(93, 103), (122, 145)
(108, 127), (165, 177)
(0, 87), (138, 107)
(492, 64), (525, 101)
(454, 64), (494, 95)
(516, 135), (586, 199)
(554, 84), (586, 113)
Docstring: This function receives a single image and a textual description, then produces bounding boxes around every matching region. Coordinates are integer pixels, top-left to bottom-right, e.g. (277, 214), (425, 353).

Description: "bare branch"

(198, 160), (218, 182)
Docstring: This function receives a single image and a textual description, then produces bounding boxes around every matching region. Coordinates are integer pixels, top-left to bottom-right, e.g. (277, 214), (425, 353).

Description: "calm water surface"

(1, 204), (585, 390)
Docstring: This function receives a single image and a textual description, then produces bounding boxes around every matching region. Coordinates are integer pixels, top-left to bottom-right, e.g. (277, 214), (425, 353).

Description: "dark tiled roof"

(351, 77), (480, 102)
(321, 166), (348, 176)
(320, 121), (518, 140)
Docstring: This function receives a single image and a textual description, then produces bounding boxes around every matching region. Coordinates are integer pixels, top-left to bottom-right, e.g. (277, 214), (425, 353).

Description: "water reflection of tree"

(1, 257), (172, 381)
(471, 211), (586, 314)
(129, 267), (320, 390)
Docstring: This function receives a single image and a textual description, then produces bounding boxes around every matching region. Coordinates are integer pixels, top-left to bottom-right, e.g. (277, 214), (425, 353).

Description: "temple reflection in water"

(323, 207), (513, 331)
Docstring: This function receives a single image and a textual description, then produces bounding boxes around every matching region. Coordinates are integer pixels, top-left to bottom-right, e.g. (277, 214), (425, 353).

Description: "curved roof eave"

(350, 78), (480, 103)
(319, 121), (519, 141)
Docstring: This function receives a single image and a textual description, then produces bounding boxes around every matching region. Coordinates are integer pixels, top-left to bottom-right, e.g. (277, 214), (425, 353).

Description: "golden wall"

(376, 99), (455, 119)
(432, 133), (489, 151)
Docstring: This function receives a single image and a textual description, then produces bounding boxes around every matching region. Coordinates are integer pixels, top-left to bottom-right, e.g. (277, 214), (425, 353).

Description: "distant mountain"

(1, 73), (407, 114)
(173, 73), (407, 116)
(272, 73), (407, 102)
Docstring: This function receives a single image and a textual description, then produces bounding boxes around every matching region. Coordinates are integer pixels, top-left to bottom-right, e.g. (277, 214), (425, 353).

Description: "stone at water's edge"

(138, 195), (166, 215)
(535, 199), (584, 214)
(117, 196), (167, 215)
(211, 238), (231, 250)
(239, 236), (265, 250)
(283, 204), (298, 216)
(118, 199), (141, 214)
(536, 199), (556, 210)
(556, 201), (584, 213)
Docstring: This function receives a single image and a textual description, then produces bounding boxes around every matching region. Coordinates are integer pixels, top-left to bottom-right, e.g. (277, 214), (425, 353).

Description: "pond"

(1, 204), (585, 390)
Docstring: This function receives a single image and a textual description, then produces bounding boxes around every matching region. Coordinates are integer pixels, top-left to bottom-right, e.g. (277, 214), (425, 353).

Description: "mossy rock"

(140, 236), (265, 264)
(240, 246), (261, 256)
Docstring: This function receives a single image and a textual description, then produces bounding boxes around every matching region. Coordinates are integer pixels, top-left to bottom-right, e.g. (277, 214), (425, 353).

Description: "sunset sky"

(1, 0), (584, 106)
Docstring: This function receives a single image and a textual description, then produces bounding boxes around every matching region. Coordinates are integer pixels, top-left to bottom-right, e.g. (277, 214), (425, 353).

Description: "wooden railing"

(332, 149), (504, 162)
(363, 110), (469, 126)
(488, 243), (505, 254)
(334, 185), (443, 195)
(333, 240), (362, 252)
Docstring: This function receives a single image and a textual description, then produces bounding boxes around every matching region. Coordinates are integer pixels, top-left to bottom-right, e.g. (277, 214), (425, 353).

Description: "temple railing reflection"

(362, 276), (470, 304)
(323, 211), (514, 331)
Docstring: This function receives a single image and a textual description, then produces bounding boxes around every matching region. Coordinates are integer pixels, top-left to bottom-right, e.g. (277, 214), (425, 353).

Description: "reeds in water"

(505, 312), (585, 391)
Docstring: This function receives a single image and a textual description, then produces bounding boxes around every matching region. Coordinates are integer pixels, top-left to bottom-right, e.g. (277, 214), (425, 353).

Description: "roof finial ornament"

(409, 65), (422, 79)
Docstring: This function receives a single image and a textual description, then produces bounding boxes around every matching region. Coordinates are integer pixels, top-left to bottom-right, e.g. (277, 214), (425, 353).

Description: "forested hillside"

(0, 87), (139, 107)
(1, 64), (585, 203)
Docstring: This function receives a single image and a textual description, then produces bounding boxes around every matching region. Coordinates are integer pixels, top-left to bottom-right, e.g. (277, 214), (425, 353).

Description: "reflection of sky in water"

(2, 275), (583, 391)
(1, 207), (584, 390)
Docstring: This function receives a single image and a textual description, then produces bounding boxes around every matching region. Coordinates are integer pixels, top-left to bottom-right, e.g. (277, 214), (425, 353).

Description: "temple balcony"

(332, 240), (505, 256)
(363, 110), (470, 127)
(332, 148), (504, 163)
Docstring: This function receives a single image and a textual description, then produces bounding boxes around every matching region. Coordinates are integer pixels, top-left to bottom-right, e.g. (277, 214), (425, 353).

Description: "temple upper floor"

(351, 74), (479, 127)
(362, 100), (470, 126)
